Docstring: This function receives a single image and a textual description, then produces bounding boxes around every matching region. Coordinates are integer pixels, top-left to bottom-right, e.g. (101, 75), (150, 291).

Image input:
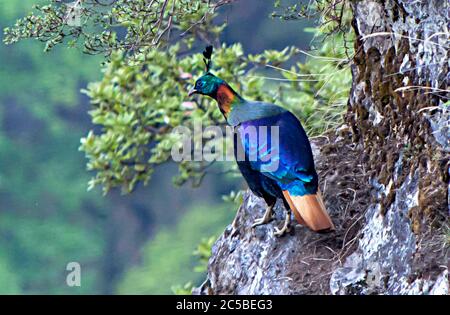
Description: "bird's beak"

(188, 88), (198, 97)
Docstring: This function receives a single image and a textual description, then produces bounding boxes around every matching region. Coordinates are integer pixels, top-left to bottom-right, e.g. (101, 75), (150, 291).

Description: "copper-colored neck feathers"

(216, 84), (244, 117)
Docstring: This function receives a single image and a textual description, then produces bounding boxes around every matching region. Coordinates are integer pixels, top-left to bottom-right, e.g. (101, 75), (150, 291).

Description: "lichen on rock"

(331, 169), (448, 295)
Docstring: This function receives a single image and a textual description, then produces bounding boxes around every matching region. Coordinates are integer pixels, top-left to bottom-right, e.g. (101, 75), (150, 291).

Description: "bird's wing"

(237, 110), (317, 194)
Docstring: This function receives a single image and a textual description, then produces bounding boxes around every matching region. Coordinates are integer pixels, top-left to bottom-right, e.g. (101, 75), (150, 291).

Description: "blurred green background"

(0, 0), (313, 294)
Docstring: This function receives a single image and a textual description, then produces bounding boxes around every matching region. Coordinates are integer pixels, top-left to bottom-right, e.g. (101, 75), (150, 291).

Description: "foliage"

(4, 0), (228, 55)
(0, 0), (108, 294)
(5, 0), (353, 195)
(222, 189), (244, 205)
(272, 0), (352, 33)
(4, 0), (354, 294)
(171, 282), (194, 295)
(170, 236), (215, 295)
(79, 34), (352, 194)
(193, 236), (216, 272)
(117, 204), (234, 294)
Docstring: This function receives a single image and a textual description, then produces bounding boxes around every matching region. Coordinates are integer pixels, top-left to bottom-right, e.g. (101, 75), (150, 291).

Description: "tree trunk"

(194, 0), (449, 295)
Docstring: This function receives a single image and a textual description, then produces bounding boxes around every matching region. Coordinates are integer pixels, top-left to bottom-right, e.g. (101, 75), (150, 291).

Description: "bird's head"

(187, 45), (243, 118)
(188, 45), (224, 97)
(188, 72), (224, 97)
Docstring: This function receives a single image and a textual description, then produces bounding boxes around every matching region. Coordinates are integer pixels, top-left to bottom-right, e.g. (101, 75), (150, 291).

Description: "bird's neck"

(214, 83), (245, 118)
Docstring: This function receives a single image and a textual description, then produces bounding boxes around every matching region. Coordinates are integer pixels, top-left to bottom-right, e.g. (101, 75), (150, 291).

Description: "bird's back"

(227, 101), (287, 126)
(233, 101), (318, 194)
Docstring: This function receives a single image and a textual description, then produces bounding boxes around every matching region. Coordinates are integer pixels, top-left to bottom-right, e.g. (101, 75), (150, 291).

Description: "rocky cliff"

(194, 0), (449, 295)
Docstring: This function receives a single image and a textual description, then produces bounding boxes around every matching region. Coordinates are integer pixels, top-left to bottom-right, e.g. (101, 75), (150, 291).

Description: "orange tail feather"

(282, 191), (307, 226)
(283, 190), (335, 232)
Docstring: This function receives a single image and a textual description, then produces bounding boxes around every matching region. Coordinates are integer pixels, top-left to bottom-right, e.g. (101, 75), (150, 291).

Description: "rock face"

(194, 0), (449, 295)
(331, 170), (448, 295)
(194, 137), (373, 295)
(333, 0), (449, 295)
(206, 192), (328, 295)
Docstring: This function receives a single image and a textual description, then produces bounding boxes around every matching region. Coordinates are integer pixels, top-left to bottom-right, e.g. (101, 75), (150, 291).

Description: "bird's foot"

(273, 224), (290, 237)
(252, 216), (273, 228)
(273, 211), (291, 237)
(251, 205), (274, 228)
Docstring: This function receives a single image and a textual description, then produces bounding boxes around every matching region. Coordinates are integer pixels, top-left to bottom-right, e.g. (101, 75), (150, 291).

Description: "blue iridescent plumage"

(190, 67), (334, 235)
(237, 106), (318, 197)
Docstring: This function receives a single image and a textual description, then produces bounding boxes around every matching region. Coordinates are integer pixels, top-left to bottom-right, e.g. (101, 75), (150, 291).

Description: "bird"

(188, 46), (334, 236)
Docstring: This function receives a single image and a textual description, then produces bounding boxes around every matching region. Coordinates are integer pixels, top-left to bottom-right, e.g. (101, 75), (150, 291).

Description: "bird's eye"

(197, 81), (204, 88)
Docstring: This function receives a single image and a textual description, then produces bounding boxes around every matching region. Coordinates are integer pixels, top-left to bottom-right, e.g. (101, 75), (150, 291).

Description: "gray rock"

(330, 169), (447, 295)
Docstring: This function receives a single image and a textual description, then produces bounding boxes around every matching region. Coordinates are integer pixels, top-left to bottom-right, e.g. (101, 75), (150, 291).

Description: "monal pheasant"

(189, 46), (334, 236)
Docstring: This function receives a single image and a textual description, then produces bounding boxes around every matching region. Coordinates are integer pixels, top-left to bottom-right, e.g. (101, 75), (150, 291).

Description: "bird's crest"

(203, 45), (213, 72)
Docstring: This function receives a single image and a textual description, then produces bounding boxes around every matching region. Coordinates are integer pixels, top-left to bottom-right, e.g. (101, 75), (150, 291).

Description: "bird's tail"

(282, 190), (335, 233)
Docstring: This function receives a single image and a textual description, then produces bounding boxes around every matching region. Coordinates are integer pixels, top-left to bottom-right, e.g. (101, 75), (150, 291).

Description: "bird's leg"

(274, 207), (291, 237)
(252, 203), (275, 228)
